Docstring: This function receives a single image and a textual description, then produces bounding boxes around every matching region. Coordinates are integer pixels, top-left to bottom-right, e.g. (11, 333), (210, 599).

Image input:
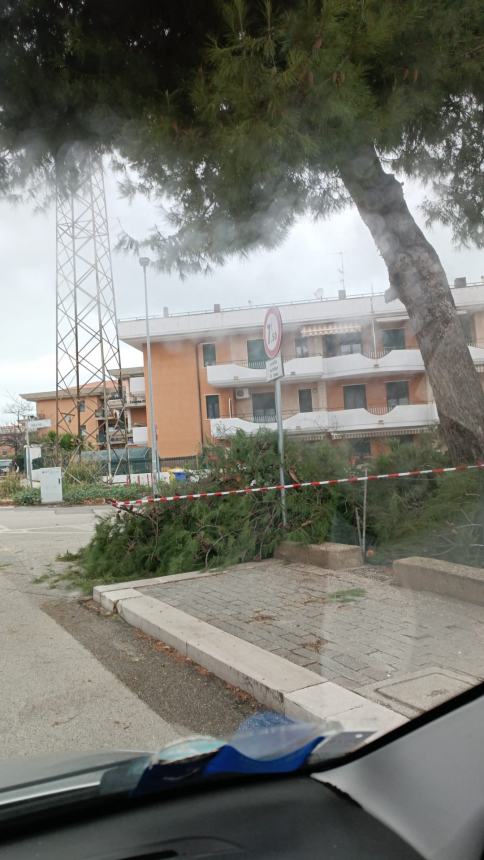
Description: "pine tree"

(1, 0), (484, 459)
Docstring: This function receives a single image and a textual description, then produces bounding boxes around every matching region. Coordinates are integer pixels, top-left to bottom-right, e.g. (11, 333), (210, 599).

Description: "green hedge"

(62, 483), (153, 505)
(12, 487), (41, 505)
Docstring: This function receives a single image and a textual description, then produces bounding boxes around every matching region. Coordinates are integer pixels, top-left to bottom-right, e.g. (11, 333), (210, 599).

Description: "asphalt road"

(0, 505), (260, 760)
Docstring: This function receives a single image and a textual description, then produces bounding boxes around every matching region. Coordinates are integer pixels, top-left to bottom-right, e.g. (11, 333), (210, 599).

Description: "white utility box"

(39, 467), (63, 504)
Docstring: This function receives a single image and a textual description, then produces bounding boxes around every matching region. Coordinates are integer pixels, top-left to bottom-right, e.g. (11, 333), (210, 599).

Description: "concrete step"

(275, 540), (363, 570)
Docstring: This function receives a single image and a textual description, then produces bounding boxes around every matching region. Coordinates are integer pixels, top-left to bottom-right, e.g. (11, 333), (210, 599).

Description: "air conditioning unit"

(235, 387), (250, 400)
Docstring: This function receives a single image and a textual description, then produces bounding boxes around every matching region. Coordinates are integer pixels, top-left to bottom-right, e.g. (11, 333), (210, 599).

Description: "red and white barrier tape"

(110, 461), (484, 510)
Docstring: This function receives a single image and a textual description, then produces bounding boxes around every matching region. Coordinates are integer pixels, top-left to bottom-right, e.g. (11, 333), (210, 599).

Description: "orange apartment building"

(116, 279), (484, 460)
(21, 368), (148, 448)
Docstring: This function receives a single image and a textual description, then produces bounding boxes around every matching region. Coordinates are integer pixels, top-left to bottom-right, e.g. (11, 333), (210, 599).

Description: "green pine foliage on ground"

(46, 429), (484, 593)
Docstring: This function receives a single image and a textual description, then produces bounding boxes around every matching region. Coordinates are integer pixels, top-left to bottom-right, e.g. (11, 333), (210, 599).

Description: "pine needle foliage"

(69, 431), (484, 592)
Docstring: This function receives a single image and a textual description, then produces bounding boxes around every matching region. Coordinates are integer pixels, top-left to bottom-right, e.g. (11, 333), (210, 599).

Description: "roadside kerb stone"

(93, 568), (227, 598)
(99, 587), (143, 612)
(275, 541), (363, 570)
(394, 556), (484, 606)
(117, 594), (323, 710)
(285, 682), (406, 734)
(98, 587), (405, 731)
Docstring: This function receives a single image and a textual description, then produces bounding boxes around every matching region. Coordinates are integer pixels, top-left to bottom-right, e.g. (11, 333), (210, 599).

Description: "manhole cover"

(375, 671), (475, 711)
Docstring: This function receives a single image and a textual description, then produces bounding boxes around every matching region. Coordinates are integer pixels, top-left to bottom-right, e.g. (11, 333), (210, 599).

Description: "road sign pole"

(274, 376), (287, 527)
(25, 421), (32, 487)
(264, 306), (287, 527)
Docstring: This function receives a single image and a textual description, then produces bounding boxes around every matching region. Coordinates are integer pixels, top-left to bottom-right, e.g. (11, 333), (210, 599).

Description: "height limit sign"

(264, 306), (284, 381)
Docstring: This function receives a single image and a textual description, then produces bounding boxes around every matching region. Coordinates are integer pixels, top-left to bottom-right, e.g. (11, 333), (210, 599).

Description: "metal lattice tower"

(55, 152), (127, 477)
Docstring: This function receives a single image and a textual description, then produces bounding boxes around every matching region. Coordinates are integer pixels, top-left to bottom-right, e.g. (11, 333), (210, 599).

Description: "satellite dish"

(314, 289), (324, 301)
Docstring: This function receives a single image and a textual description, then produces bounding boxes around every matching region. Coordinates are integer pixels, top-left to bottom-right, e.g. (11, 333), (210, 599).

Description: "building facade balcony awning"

(331, 426), (431, 440)
(301, 322), (362, 336)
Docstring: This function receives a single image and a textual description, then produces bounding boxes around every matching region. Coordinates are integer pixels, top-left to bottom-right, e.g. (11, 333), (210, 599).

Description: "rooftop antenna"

(314, 288), (324, 301)
(55, 150), (128, 480)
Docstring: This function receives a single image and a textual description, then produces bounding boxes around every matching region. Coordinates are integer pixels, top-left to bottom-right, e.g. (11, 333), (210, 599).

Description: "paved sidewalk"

(140, 560), (484, 718)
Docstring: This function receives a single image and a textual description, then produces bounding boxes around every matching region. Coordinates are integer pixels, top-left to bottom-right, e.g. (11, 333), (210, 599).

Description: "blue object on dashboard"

(128, 714), (326, 797)
(204, 712), (325, 775)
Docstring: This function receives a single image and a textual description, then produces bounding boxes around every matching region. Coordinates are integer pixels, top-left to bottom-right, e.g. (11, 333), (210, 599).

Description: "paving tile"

(142, 559), (484, 715)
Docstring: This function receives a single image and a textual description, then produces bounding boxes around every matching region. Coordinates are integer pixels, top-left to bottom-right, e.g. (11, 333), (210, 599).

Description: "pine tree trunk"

(338, 143), (484, 463)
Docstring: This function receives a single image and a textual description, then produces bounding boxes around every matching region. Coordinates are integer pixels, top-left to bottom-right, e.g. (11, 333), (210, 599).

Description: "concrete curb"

(275, 540), (363, 570)
(94, 580), (406, 735)
(394, 556), (484, 606)
(93, 568), (228, 597)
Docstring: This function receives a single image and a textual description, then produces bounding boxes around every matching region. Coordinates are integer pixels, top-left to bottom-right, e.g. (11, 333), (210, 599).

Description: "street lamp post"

(139, 257), (159, 495)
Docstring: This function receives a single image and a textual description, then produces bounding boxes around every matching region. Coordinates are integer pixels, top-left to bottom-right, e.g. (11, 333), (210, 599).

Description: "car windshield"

(1, 1), (484, 772)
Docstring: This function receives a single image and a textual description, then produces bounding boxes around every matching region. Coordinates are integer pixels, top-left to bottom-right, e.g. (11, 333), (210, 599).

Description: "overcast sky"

(0, 167), (483, 421)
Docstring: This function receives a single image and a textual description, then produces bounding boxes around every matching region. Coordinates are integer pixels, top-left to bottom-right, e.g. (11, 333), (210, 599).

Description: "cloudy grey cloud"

(0, 168), (482, 421)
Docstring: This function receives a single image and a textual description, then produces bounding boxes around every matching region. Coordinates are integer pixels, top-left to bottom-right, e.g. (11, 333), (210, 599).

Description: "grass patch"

(56, 549), (82, 562)
(327, 587), (367, 603)
(34, 563), (86, 590)
(12, 487), (41, 505)
(0, 474), (23, 499)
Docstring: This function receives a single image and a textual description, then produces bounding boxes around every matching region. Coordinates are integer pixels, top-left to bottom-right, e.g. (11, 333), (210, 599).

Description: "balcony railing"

(118, 280), (484, 323)
(366, 404), (408, 414)
(209, 348), (396, 367)
(234, 404), (408, 422)
(206, 347), (429, 387)
(236, 410), (296, 424)
(210, 402), (438, 439)
(211, 342), (484, 369)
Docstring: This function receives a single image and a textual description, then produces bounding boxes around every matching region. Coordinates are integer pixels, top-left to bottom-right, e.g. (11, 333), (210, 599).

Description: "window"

(202, 343), (216, 366)
(386, 380), (409, 408)
(247, 339), (268, 368)
(460, 315), (474, 343)
(351, 438), (371, 460)
(343, 384), (367, 410)
(298, 388), (313, 413)
(295, 336), (309, 358)
(339, 335), (362, 355)
(80, 423), (87, 437)
(383, 328), (405, 351)
(79, 400), (85, 412)
(252, 392), (276, 422)
(325, 333), (362, 357)
(206, 395), (220, 419)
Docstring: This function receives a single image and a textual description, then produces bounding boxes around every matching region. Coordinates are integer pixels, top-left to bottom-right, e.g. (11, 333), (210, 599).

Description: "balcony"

(323, 349), (424, 379)
(210, 403), (438, 439)
(127, 394), (147, 407)
(207, 355), (325, 386)
(207, 344), (484, 388)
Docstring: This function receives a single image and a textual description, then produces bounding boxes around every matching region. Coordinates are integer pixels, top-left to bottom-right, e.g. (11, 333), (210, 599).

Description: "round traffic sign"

(263, 306), (283, 359)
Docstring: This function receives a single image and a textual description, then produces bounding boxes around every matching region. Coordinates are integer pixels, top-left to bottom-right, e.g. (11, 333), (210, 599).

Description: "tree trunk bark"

(338, 143), (484, 463)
